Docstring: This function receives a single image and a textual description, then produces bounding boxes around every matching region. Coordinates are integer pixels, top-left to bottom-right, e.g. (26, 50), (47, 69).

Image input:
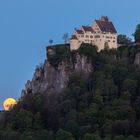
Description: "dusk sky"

(0, 0), (140, 110)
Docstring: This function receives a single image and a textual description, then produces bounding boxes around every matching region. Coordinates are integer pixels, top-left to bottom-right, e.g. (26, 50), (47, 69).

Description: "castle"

(70, 16), (117, 51)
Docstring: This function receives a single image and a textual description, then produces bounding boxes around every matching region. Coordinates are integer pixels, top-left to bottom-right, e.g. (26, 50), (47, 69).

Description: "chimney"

(100, 16), (109, 22)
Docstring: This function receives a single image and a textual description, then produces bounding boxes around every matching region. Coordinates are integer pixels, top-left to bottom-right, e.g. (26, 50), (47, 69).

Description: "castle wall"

(70, 39), (81, 50)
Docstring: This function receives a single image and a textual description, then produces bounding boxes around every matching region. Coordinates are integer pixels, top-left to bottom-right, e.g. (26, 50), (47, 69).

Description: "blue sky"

(0, 0), (140, 109)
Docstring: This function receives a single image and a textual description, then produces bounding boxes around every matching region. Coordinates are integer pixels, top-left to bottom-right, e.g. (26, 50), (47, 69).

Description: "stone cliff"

(134, 50), (140, 68)
(22, 45), (93, 96)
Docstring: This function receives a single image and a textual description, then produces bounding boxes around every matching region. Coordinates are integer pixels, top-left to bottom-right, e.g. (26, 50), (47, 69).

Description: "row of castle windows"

(108, 40), (116, 43)
(78, 34), (116, 40)
(106, 36), (116, 39)
(79, 40), (94, 43)
(78, 35), (94, 38)
(85, 39), (116, 43)
(78, 39), (116, 43)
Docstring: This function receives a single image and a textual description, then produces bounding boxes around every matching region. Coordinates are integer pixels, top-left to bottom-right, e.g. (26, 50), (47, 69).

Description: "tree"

(21, 132), (34, 140)
(1, 130), (21, 140)
(122, 79), (137, 95)
(65, 119), (79, 138)
(117, 34), (132, 45)
(56, 129), (75, 140)
(33, 112), (42, 130)
(86, 104), (98, 125)
(116, 105), (136, 121)
(49, 39), (53, 45)
(104, 42), (109, 50)
(12, 109), (33, 131)
(126, 135), (137, 140)
(112, 120), (130, 136)
(113, 135), (125, 140)
(36, 130), (54, 140)
(134, 24), (140, 43)
(83, 133), (101, 140)
(62, 33), (69, 44)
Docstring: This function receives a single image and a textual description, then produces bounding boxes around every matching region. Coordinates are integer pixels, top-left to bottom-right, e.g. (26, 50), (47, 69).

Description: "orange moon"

(3, 98), (17, 111)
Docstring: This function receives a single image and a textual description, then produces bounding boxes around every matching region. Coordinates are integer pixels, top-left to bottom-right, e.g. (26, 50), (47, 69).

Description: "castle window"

(86, 35), (89, 38)
(113, 40), (115, 42)
(95, 35), (100, 38)
(108, 40), (110, 42)
(90, 35), (93, 38)
(81, 35), (84, 37)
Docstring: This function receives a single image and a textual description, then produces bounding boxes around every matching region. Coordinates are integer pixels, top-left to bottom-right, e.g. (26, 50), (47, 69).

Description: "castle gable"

(75, 29), (84, 34)
(95, 19), (117, 33)
(82, 26), (95, 33)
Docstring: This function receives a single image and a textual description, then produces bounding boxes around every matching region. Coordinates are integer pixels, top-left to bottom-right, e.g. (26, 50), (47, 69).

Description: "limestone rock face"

(134, 52), (140, 68)
(22, 54), (93, 96)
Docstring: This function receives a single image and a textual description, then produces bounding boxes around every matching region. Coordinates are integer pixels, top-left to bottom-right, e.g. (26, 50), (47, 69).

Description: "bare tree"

(49, 39), (53, 45)
(62, 33), (69, 44)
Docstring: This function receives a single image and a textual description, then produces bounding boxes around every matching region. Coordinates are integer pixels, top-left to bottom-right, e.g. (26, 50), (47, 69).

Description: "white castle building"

(70, 16), (117, 51)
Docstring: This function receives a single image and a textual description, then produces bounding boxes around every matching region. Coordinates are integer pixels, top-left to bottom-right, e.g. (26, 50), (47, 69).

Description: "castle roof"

(95, 18), (117, 33)
(82, 26), (95, 33)
(75, 29), (84, 34)
(70, 35), (78, 40)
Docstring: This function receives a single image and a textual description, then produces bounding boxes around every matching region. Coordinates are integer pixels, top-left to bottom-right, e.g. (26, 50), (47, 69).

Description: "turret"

(100, 16), (109, 22)
(70, 35), (81, 50)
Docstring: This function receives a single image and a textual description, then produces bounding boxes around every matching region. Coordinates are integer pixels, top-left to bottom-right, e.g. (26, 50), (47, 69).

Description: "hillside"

(1, 43), (140, 140)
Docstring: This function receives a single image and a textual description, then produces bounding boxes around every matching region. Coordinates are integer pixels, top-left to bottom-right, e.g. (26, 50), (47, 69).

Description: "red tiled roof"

(95, 20), (117, 33)
(70, 35), (78, 40)
(75, 29), (84, 34)
(82, 26), (95, 33)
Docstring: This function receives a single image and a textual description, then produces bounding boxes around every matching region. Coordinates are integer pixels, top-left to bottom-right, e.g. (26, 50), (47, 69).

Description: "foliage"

(117, 34), (132, 45)
(56, 129), (75, 140)
(134, 24), (140, 43)
(62, 33), (69, 44)
(47, 44), (71, 68)
(49, 39), (53, 45)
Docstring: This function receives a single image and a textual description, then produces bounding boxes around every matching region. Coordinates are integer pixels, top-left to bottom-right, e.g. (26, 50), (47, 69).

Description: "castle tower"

(70, 35), (81, 50)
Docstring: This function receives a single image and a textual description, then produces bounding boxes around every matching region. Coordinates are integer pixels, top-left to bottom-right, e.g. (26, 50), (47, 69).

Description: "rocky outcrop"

(134, 52), (140, 68)
(22, 54), (93, 96)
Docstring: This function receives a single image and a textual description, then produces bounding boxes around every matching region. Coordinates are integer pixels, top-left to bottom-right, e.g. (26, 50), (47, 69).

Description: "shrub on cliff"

(134, 24), (140, 43)
(48, 44), (71, 68)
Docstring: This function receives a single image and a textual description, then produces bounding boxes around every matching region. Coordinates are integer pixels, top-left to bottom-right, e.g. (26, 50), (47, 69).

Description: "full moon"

(3, 98), (17, 111)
